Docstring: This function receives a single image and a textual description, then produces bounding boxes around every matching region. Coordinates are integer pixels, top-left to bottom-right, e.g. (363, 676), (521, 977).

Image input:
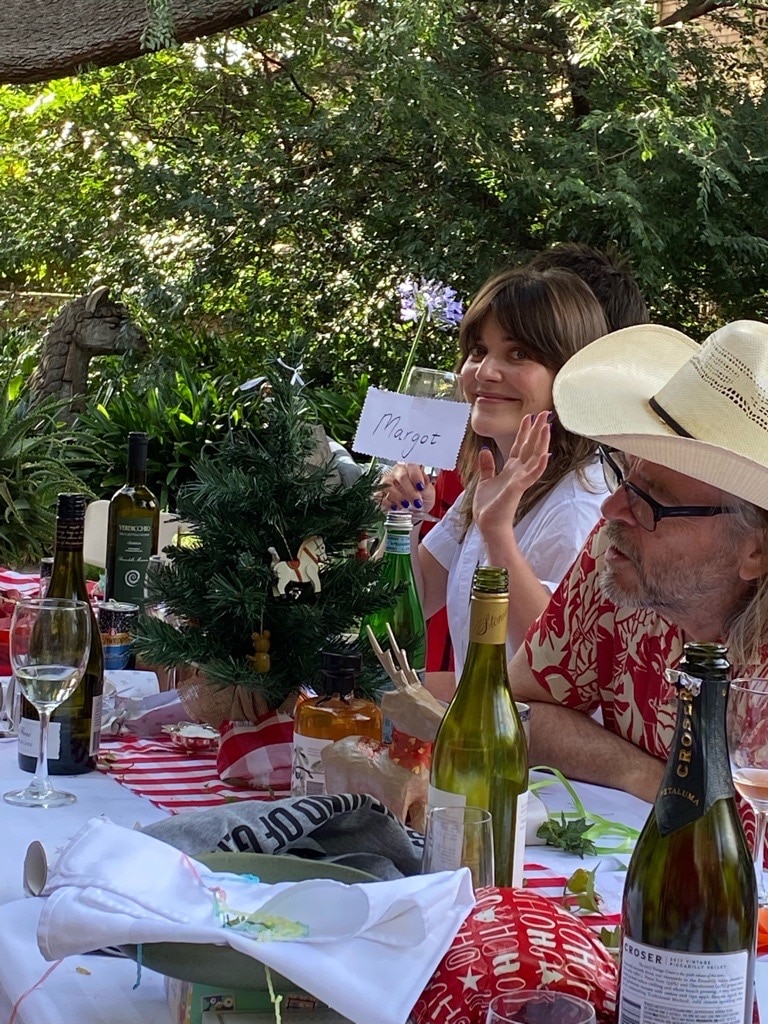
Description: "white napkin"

(37, 818), (474, 1024)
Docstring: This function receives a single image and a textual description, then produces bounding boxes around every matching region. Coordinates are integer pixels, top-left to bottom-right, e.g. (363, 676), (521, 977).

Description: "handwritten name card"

(352, 388), (471, 469)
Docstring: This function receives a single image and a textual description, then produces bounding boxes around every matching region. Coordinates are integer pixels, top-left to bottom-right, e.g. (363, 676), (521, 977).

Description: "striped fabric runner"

(98, 735), (621, 931)
(98, 735), (286, 811)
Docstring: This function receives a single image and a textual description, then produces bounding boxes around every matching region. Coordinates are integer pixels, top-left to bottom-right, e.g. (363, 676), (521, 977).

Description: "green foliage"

(537, 813), (597, 858)
(0, 376), (93, 568)
(133, 364), (395, 707)
(73, 357), (245, 509)
(1, 0), (768, 379)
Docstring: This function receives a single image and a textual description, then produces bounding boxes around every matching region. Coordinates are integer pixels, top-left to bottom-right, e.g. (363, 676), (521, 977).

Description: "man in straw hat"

(509, 319), (768, 803)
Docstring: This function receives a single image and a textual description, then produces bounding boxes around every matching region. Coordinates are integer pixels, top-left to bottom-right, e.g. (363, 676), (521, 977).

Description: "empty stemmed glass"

(726, 677), (768, 903)
(3, 598), (91, 808)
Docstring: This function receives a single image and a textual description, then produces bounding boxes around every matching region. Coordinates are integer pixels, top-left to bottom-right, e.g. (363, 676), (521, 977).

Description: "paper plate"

(120, 851), (377, 991)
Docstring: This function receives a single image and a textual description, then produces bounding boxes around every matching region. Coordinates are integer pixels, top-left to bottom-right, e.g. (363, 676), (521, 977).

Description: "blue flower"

(398, 277), (464, 331)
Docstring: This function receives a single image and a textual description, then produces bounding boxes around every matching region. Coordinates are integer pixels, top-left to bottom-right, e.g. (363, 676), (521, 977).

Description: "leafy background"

(0, 0), (766, 554)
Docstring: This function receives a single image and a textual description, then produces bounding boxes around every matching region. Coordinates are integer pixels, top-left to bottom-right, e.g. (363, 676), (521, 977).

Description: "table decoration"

(321, 625), (444, 830)
(132, 362), (400, 792)
(410, 886), (617, 1024)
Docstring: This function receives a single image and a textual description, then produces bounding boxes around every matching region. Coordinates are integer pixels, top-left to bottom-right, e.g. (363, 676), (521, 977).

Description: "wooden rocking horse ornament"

(267, 535), (327, 596)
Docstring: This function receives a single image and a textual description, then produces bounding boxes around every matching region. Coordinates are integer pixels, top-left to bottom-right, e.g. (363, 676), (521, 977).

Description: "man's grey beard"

(597, 522), (729, 614)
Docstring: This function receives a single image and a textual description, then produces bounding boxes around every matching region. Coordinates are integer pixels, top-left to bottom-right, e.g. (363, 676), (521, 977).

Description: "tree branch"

(0, 0), (295, 85)
(659, 0), (738, 25)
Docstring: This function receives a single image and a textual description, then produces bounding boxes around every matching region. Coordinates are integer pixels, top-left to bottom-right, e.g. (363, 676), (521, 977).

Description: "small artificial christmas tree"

(134, 364), (399, 719)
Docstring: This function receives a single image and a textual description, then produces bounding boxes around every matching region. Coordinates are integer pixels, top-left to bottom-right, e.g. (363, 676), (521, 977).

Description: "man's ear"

(739, 528), (768, 582)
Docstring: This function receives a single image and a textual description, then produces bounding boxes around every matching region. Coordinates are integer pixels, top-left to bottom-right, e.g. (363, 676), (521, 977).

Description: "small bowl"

(162, 721), (219, 753)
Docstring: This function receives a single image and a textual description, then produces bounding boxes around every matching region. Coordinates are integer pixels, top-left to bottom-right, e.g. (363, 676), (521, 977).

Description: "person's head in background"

(457, 266), (609, 524)
(527, 241), (649, 332)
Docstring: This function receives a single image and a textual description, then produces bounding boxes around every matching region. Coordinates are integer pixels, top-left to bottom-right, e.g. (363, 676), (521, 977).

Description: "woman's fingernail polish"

(400, 500), (410, 508)
(547, 411), (556, 424)
(416, 482), (425, 492)
(414, 499), (423, 509)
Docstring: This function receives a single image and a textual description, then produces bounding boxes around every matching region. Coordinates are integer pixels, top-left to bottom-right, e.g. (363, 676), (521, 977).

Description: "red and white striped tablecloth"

(97, 735), (621, 931)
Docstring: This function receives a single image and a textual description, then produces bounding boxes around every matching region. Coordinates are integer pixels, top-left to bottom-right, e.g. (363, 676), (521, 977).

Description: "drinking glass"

(726, 677), (768, 903)
(486, 991), (596, 1024)
(3, 598), (91, 808)
(400, 366), (461, 519)
(403, 366), (459, 401)
(421, 805), (494, 888)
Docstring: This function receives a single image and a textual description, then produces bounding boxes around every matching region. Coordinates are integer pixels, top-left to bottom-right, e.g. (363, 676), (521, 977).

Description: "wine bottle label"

(655, 677), (733, 836)
(384, 532), (410, 555)
(18, 716), (62, 760)
(468, 601), (508, 646)
(426, 785), (468, 868)
(89, 694), (103, 755)
(111, 517), (153, 604)
(618, 938), (749, 1024)
(55, 520), (85, 552)
(292, 733), (333, 797)
(512, 790), (528, 889)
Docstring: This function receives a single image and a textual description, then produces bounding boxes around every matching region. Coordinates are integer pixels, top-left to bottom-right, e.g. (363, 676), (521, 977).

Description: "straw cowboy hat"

(553, 319), (768, 511)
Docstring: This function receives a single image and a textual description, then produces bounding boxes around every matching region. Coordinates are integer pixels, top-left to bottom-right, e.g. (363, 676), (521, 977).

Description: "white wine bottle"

(105, 432), (160, 608)
(428, 565), (528, 888)
(18, 494), (105, 775)
(618, 642), (757, 1024)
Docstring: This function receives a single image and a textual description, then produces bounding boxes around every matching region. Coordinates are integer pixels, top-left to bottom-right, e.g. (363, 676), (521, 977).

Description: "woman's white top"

(422, 461), (607, 677)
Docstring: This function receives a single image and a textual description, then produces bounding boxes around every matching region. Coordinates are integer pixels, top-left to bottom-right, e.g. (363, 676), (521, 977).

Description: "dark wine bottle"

(428, 565), (528, 887)
(618, 642), (757, 1024)
(18, 494), (105, 774)
(104, 432), (160, 608)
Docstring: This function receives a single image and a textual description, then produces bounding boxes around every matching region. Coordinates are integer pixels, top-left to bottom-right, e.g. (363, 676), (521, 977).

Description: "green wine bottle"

(360, 511), (426, 676)
(18, 494), (105, 775)
(104, 432), (160, 608)
(618, 642), (757, 1024)
(428, 565), (528, 888)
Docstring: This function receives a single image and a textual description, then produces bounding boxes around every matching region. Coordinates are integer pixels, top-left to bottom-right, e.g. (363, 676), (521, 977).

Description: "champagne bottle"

(428, 565), (528, 888)
(18, 494), (105, 774)
(618, 642), (757, 1024)
(105, 432), (160, 608)
(360, 511), (426, 676)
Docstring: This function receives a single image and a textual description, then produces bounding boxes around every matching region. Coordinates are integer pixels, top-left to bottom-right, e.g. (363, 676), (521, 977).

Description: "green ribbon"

(530, 766), (640, 855)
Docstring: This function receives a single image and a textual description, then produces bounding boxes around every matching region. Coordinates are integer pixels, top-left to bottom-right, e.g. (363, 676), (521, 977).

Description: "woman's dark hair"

(458, 266), (609, 526)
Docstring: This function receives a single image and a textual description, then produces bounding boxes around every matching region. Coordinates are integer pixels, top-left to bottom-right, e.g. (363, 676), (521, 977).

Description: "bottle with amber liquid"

(18, 494), (105, 775)
(618, 642), (757, 1024)
(105, 431), (159, 609)
(292, 650), (382, 797)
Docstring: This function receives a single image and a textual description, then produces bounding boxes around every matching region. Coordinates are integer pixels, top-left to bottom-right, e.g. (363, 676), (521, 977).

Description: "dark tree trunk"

(0, 0), (291, 85)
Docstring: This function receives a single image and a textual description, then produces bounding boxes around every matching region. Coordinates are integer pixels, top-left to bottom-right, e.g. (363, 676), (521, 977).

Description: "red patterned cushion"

(411, 887), (617, 1024)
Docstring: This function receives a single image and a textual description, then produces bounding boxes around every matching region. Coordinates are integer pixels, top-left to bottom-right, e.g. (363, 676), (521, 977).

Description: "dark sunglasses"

(599, 447), (739, 533)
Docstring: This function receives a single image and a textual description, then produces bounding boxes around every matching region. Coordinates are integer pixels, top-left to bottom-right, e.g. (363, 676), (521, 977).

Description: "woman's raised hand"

(376, 463), (436, 515)
(474, 410), (551, 534)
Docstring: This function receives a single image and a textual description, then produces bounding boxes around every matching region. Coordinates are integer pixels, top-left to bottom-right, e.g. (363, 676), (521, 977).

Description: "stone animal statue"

(321, 627), (446, 832)
(28, 286), (147, 423)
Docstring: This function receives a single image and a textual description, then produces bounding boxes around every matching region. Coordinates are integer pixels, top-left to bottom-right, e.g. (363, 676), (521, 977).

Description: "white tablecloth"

(0, 739), (171, 1024)
(0, 743), (766, 1024)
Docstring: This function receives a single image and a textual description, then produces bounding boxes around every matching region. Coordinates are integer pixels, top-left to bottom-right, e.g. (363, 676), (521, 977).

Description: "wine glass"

(402, 366), (459, 401)
(486, 991), (596, 1024)
(3, 598), (91, 808)
(726, 677), (768, 903)
(421, 805), (494, 888)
